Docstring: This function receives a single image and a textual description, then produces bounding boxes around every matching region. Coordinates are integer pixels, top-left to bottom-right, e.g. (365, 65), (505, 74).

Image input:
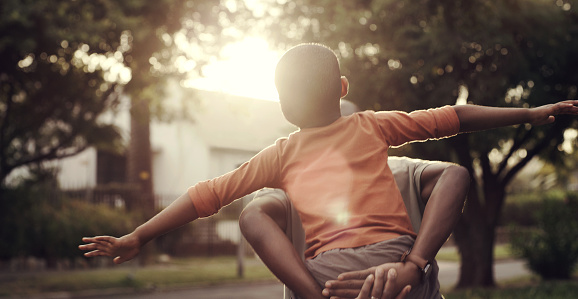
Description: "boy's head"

(275, 43), (346, 128)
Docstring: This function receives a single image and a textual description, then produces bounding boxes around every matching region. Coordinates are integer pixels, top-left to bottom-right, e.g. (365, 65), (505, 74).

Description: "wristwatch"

(400, 247), (432, 282)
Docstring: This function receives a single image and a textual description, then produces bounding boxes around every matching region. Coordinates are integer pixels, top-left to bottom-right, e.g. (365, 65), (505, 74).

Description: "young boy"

(238, 100), (471, 299)
(80, 43), (578, 298)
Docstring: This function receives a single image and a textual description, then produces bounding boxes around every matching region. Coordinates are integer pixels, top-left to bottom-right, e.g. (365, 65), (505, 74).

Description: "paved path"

(437, 259), (529, 290)
(67, 260), (530, 299)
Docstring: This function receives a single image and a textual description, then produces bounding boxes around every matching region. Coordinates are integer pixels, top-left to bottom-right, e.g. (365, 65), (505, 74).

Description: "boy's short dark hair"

(275, 44), (342, 124)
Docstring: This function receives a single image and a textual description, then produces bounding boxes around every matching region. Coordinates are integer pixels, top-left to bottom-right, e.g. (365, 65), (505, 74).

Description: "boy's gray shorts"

(305, 235), (441, 299)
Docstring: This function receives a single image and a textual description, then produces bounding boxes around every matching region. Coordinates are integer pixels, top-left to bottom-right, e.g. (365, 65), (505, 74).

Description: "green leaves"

(510, 195), (578, 280)
(0, 0), (244, 184)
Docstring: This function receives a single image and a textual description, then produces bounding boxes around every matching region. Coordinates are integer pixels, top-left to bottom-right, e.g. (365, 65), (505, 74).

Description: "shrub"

(0, 176), (135, 266)
(510, 194), (578, 280)
(501, 189), (568, 227)
(500, 200), (542, 227)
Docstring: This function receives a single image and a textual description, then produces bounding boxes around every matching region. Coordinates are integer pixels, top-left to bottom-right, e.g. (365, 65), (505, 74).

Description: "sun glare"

(184, 37), (281, 101)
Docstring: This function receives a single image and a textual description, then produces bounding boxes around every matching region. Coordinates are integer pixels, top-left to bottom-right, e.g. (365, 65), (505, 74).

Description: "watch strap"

(406, 253), (428, 270)
(400, 246), (431, 282)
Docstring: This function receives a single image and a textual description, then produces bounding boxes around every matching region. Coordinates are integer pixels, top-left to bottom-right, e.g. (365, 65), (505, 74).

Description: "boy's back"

(189, 107), (460, 258)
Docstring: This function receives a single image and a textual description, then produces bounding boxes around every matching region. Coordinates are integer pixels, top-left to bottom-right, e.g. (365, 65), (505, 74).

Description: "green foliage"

(510, 194), (578, 280)
(0, 0), (244, 185)
(0, 0), (128, 184)
(501, 189), (567, 227)
(0, 174), (134, 262)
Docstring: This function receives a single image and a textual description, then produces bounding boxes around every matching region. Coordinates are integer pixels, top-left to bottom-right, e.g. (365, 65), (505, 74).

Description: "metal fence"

(60, 185), (255, 257)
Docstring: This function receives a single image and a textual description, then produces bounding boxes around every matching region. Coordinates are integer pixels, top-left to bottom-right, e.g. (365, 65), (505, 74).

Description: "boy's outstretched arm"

(454, 100), (578, 133)
(79, 192), (199, 264)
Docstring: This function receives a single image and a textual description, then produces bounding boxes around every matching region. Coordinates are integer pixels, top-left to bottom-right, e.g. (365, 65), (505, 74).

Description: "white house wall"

(150, 116), (211, 198)
(54, 82), (295, 203)
(209, 147), (259, 180)
(145, 84), (295, 201)
(56, 148), (98, 188)
(54, 94), (131, 189)
(187, 89), (296, 152)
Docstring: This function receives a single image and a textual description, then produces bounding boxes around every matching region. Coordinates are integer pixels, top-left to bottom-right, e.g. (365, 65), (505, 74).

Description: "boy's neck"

(299, 111), (341, 129)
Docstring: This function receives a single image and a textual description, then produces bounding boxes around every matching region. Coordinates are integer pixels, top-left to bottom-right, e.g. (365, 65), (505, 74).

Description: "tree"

(117, 0), (249, 218)
(0, 0), (125, 187)
(262, 0), (578, 288)
(0, 0), (249, 195)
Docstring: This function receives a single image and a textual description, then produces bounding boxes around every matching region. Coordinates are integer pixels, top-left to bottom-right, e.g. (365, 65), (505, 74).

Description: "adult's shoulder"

(388, 156), (439, 175)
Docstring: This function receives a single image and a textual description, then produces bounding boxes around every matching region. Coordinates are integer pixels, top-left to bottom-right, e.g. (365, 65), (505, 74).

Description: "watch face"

(423, 262), (431, 274)
(422, 262), (432, 281)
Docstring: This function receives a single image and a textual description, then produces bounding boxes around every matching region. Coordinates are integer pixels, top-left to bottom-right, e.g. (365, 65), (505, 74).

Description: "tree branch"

(502, 122), (565, 185)
(496, 125), (534, 177)
(0, 82), (16, 183)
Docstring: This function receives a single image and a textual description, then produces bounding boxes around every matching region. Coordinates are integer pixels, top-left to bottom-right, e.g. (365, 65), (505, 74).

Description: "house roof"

(182, 88), (296, 152)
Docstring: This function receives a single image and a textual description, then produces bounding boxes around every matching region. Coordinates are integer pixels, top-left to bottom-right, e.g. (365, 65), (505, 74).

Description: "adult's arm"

(323, 162), (470, 298)
(406, 163), (469, 269)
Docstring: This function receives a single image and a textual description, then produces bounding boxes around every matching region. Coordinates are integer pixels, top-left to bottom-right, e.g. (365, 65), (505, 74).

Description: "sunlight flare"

(185, 37), (281, 101)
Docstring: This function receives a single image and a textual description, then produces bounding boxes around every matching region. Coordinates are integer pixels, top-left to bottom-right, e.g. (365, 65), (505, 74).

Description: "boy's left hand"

(530, 100), (578, 126)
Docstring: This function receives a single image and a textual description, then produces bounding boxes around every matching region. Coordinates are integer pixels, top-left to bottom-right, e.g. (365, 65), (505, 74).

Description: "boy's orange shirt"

(188, 106), (460, 259)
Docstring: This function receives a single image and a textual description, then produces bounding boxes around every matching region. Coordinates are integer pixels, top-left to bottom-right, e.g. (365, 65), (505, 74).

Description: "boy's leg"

(239, 189), (324, 299)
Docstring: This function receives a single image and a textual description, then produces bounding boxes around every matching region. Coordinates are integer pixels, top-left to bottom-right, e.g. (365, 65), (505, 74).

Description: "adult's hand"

(356, 268), (411, 299)
(323, 262), (416, 299)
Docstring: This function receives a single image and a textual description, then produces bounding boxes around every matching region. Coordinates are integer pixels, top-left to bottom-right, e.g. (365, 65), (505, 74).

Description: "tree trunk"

(127, 97), (155, 265)
(449, 134), (504, 288)
(453, 203), (496, 288)
(453, 157), (508, 288)
(128, 98), (154, 215)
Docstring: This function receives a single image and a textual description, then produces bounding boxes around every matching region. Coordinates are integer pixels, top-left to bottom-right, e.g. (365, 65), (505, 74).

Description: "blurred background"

(1, 0), (578, 298)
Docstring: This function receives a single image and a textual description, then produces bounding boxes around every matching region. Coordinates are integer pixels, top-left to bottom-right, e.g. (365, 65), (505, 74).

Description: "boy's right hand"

(79, 234), (140, 264)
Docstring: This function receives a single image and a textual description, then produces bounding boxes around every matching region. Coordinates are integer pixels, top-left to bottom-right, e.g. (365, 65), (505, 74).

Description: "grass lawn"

(0, 256), (275, 297)
(444, 280), (578, 299)
(435, 243), (514, 262)
(1, 250), (577, 298)
(436, 244), (578, 298)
